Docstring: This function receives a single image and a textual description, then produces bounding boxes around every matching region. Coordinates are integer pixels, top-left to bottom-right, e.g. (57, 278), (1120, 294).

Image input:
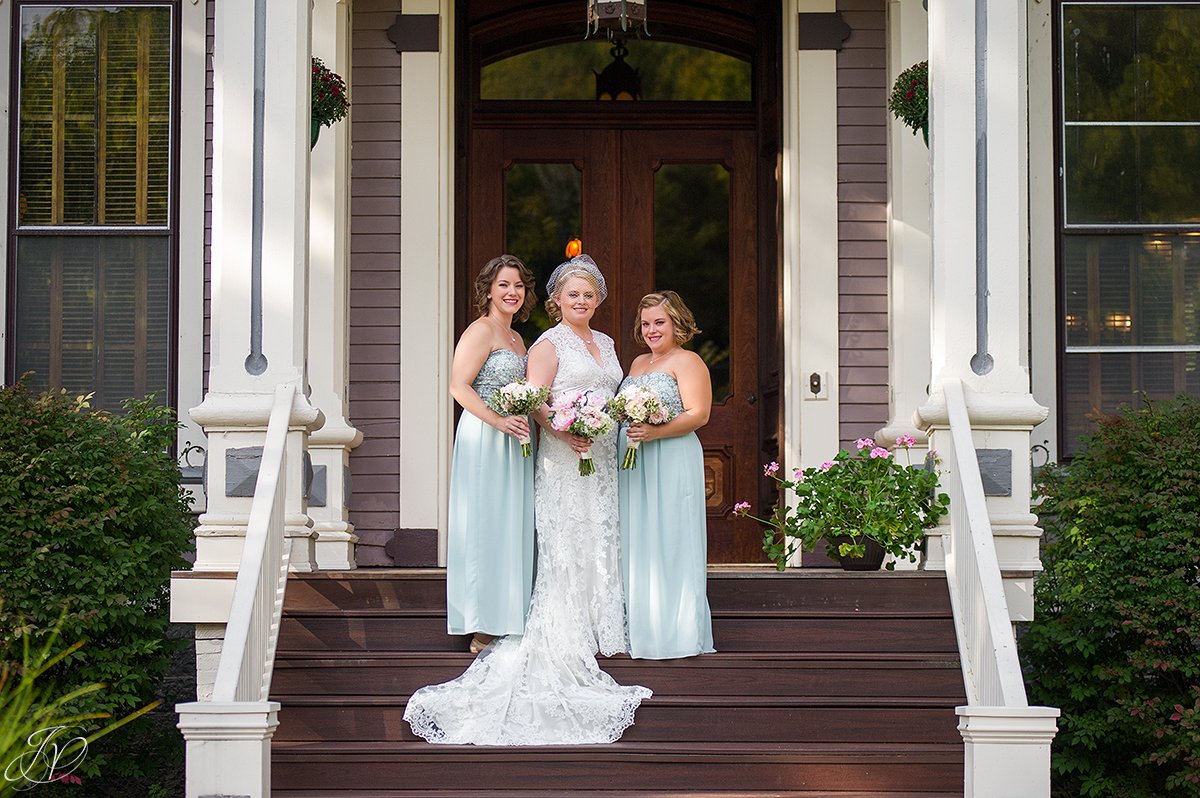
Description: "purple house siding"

(347, 1), (404, 566)
(837, 0), (890, 448)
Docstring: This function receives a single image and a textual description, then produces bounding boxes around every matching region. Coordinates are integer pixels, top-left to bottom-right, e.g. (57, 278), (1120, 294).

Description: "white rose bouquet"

(607, 385), (676, 469)
(486, 381), (550, 457)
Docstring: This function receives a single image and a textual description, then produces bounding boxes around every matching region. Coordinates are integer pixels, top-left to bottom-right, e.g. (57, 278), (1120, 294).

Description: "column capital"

(190, 390), (323, 431)
(915, 382), (1047, 431)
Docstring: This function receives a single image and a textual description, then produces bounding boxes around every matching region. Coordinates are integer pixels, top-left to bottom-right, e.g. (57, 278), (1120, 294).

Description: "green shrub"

(0, 381), (194, 782)
(1023, 396), (1200, 797)
(1, 614), (157, 798)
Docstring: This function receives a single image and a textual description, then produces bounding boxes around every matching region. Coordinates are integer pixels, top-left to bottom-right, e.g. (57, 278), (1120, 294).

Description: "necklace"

(488, 316), (517, 345)
(648, 348), (676, 365)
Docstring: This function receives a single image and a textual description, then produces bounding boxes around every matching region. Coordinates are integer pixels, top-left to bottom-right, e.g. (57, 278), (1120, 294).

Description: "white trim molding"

(398, 0), (455, 564)
(0, 6), (10, 381)
(179, 0), (210, 507)
(784, 0), (842, 474)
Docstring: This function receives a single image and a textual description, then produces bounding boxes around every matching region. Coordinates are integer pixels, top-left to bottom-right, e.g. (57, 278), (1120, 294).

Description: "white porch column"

(309, 0), (362, 570)
(958, 707), (1060, 798)
(880, 0), (930, 457)
(182, 0), (320, 597)
(177, 702), (279, 798)
(877, 0), (931, 571)
(917, 0), (1046, 622)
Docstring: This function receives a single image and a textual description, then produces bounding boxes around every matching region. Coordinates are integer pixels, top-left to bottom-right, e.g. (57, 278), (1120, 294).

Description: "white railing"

(211, 382), (295, 702)
(938, 378), (1059, 797)
(940, 377), (1027, 706)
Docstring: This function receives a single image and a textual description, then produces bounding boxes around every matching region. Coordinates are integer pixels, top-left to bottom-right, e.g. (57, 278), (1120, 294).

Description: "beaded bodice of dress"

(536, 324), (622, 401)
(617, 371), (685, 417)
(471, 349), (526, 404)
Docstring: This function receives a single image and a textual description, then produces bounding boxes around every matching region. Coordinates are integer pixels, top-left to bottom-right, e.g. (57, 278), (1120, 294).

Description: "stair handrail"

(940, 377), (1028, 707)
(211, 382), (296, 703)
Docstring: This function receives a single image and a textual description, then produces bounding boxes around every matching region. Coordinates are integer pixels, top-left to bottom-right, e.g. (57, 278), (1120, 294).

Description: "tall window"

(10, 4), (175, 411)
(1058, 2), (1200, 455)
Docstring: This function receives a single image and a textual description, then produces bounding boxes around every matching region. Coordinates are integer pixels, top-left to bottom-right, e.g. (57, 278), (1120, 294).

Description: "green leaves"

(749, 439), (948, 569)
(1023, 396), (1200, 796)
(0, 380), (194, 783)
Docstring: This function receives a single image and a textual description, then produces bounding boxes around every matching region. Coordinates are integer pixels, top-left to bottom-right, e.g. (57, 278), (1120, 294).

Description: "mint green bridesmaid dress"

(446, 349), (535, 636)
(617, 372), (715, 659)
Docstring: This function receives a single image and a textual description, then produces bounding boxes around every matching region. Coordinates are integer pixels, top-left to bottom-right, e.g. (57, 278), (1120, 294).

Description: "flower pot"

(310, 119), (321, 150)
(829, 535), (886, 571)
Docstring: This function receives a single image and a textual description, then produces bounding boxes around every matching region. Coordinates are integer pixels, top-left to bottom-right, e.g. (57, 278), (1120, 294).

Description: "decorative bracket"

(387, 14), (439, 53)
(797, 12), (851, 51)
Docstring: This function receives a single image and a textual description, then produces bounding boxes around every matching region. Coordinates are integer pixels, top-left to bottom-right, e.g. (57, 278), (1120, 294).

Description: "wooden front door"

(466, 125), (768, 563)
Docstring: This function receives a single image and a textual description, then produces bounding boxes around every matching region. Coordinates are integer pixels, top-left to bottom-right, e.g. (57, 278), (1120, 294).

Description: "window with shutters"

(1057, 2), (1200, 455)
(9, 3), (175, 411)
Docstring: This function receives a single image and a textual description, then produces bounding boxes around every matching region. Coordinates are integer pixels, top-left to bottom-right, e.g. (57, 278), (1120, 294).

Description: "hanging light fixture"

(587, 0), (648, 40)
(594, 39), (642, 100)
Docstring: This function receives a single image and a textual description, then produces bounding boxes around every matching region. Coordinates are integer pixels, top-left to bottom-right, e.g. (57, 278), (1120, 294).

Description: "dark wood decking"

(270, 570), (966, 796)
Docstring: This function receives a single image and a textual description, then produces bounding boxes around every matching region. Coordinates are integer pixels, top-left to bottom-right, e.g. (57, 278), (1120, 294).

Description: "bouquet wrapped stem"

(549, 390), (615, 476)
(607, 385), (676, 470)
(486, 381), (551, 457)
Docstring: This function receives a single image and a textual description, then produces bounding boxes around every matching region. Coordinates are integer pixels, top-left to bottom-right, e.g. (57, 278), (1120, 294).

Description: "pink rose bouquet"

(549, 390), (615, 476)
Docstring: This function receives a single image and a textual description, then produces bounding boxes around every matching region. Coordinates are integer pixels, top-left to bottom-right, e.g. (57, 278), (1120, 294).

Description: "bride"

(404, 254), (651, 745)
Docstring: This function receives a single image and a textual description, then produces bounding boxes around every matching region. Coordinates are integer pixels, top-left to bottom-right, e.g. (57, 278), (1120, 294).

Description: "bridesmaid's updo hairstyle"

(545, 269), (602, 322)
(632, 290), (701, 347)
(473, 254), (537, 323)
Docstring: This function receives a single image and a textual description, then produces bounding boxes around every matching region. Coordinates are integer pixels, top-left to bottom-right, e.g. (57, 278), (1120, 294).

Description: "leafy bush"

(0, 381), (194, 782)
(1, 615), (157, 798)
(1022, 397), (1200, 796)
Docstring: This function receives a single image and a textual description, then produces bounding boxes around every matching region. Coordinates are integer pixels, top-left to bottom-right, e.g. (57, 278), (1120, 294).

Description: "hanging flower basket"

(311, 57), (349, 149)
(888, 60), (928, 146)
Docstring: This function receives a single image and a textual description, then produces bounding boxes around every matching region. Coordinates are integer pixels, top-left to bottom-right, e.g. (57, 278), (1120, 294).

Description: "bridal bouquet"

(549, 390), (615, 476)
(486, 381), (550, 456)
(607, 385), (676, 470)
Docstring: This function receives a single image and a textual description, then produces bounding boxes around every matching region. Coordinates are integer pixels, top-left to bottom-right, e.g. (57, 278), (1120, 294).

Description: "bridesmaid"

(447, 255), (537, 654)
(618, 291), (716, 660)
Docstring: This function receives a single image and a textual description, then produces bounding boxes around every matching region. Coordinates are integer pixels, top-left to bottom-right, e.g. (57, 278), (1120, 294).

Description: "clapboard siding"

(348, 0), (403, 566)
(837, 0), (890, 447)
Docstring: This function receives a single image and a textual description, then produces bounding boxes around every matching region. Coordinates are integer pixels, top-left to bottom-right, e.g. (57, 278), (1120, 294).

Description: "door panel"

(468, 126), (767, 563)
(621, 130), (763, 562)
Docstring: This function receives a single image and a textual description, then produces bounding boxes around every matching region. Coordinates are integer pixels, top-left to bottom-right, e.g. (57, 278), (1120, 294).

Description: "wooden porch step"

(271, 651), (966, 699)
(283, 570), (955, 616)
(275, 792), (961, 798)
(276, 614), (957, 654)
(272, 694), (962, 744)
(271, 741), (964, 794)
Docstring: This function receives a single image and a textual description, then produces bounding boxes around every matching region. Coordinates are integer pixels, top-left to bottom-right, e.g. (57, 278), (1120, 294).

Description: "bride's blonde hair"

(545, 269), (602, 322)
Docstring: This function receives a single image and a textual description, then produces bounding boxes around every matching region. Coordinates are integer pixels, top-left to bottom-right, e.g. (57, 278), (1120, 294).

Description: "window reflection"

(654, 163), (732, 401)
(1061, 234), (1200, 455)
(504, 163), (583, 342)
(481, 39), (751, 102)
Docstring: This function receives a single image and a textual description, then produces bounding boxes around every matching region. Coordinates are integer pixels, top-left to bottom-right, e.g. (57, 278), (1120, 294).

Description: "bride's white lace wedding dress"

(404, 323), (652, 745)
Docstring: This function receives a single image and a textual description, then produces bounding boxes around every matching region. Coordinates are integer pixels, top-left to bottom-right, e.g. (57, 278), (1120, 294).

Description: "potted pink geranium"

(735, 436), (948, 571)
